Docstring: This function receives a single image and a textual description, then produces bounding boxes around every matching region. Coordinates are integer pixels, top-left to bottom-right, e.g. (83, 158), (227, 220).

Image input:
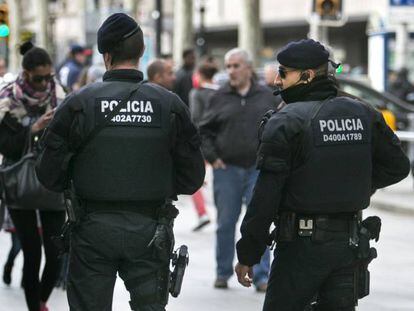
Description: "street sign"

(390, 0), (414, 6)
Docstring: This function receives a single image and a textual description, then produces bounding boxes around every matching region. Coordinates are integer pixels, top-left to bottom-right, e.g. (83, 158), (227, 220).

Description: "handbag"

(0, 128), (65, 211)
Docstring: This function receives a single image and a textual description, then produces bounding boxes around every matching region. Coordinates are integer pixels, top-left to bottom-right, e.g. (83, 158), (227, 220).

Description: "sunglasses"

(278, 67), (297, 79)
(31, 74), (54, 84)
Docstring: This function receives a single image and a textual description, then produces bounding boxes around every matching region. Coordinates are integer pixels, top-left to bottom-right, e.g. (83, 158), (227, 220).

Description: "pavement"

(0, 168), (413, 310)
(371, 174), (414, 214)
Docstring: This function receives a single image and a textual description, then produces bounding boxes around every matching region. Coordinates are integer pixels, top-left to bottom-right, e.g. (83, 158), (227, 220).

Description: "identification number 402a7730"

(111, 114), (152, 123)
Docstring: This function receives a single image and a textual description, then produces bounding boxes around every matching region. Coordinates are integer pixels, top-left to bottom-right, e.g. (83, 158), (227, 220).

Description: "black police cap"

(277, 39), (330, 69)
(97, 13), (140, 54)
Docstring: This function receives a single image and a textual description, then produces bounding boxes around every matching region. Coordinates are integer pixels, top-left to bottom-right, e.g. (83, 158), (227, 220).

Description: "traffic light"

(313, 0), (342, 21)
(0, 4), (9, 38)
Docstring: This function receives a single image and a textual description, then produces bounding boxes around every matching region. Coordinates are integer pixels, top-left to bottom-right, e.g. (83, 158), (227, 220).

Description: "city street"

(0, 170), (413, 310)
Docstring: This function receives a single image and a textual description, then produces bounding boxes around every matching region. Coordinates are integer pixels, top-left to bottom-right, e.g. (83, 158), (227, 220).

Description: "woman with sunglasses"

(0, 41), (66, 311)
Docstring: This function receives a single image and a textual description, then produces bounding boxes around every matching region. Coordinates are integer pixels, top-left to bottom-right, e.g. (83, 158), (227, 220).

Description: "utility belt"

(274, 211), (358, 243)
(272, 211), (382, 306)
(82, 199), (164, 220)
(53, 184), (189, 306)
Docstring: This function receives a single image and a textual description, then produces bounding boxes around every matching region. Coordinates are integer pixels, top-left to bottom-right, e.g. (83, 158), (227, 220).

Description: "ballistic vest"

(281, 96), (374, 214)
(71, 81), (174, 202)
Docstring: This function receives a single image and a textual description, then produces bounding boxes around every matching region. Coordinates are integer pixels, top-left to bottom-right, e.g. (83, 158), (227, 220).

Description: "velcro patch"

(95, 98), (161, 127)
(312, 116), (369, 146)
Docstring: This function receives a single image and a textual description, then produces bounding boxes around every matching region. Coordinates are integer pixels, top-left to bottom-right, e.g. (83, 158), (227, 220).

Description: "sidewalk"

(371, 174), (414, 214)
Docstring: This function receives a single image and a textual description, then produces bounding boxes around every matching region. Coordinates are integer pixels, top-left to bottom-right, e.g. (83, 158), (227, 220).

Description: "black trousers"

(5, 231), (21, 267)
(9, 209), (66, 311)
(67, 211), (169, 311)
(263, 238), (356, 311)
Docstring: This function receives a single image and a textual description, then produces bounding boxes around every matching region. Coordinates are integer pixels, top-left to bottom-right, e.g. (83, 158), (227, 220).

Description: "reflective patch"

(312, 116), (369, 146)
(95, 98), (161, 127)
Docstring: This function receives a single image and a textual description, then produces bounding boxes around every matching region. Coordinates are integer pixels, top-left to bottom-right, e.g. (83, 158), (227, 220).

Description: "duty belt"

(82, 199), (164, 219)
(275, 212), (358, 243)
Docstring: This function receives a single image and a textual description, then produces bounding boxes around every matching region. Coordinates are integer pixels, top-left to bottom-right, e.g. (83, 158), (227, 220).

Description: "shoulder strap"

(76, 81), (145, 153)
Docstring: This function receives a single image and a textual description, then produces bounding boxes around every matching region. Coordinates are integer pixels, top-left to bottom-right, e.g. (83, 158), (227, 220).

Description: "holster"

(354, 216), (381, 300)
(52, 181), (84, 256)
(147, 200), (179, 261)
(169, 245), (189, 298)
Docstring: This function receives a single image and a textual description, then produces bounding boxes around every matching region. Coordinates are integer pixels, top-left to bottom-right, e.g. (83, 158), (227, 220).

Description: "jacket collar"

(103, 69), (144, 83)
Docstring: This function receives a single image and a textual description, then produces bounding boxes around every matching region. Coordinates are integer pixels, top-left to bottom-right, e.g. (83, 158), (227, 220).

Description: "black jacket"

(174, 66), (194, 106)
(36, 69), (205, 197)
(199, 81), (280, 168)
(237, 77), (410, 266)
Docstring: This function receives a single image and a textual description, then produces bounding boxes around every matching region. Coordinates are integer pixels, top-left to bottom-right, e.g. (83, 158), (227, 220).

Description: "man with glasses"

(199, 48), (280, 291)
(235, 39), (410, 310)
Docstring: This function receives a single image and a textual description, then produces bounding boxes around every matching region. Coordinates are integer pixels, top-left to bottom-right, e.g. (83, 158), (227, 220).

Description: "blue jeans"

(213, 165), (270, 286)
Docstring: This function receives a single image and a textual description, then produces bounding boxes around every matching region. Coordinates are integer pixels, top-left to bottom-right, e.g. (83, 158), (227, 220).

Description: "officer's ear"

(300, 70), (315, 83)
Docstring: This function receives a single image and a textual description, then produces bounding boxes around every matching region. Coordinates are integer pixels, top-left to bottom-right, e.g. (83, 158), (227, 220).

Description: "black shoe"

(3, 263), (12, 285)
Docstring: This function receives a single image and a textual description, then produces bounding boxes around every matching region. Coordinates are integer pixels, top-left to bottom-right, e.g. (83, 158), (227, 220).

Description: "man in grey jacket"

(200, 48), (280, 291)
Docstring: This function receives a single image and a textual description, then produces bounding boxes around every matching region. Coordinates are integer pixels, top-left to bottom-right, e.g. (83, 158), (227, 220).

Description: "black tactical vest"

(282, 96), (373, 214)
(71, 81), (174, 201)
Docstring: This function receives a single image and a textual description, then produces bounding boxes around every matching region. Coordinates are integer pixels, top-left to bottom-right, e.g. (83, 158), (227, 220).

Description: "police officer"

(36, 13), (205, 311)
(235, 39), (410, 311)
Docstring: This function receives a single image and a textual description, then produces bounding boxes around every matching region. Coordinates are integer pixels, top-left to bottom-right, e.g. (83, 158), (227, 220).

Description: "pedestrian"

(174, 48), (196, 106)
(189, 57), (219, 126)
(36, 13), (205, 311)
(58, 44), (87, 92)
(2, 209), (22, 286)
(147, 58), (176, 90)
(200, 48), (280, 291)
(235, 39), (411, 311)
(0, 41), (66, 311)
(187, 57), (220, 231)
(188, 57), (219, 231)
(148, 58), (211, 232)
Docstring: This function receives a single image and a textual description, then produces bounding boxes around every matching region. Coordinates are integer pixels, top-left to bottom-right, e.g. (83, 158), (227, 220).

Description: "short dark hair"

(20, 41), (52, 71)
(182, 48), (194, 59)
(109, 29), (145, 65)
(147, 59), (166, 81)
(198, 58), (218, 80)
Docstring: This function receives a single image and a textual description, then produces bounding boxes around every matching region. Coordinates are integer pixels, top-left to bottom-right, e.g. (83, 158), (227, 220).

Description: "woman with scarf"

(0, 41), (66, 311)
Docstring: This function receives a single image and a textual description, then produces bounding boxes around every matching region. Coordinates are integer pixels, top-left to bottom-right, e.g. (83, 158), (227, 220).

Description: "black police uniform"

(36, 14), (205, 311)
(236, 40), (410, 311)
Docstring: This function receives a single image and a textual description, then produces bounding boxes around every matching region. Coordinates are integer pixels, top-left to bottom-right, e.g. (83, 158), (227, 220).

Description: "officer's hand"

(212, 158), (226, 169)
(31, 109), (55, 133)
(235, 262), (253, 287)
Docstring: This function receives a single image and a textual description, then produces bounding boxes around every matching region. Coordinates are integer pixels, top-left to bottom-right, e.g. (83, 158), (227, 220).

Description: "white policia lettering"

(319, 118), (364, 132)
(100, 100), (154, 114)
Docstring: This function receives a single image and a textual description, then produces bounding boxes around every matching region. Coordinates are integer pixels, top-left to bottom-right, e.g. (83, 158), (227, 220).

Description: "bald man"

(147, 59), (176, 90)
